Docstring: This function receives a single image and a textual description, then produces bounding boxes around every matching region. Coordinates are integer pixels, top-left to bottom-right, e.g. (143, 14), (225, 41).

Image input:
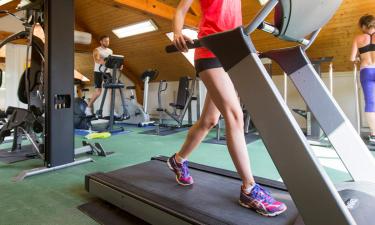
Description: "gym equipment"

(95, 54), (129, 133)
(138, 76), (197, 136)
(75, 141), (112, 157)
(86, 1), (375, 225)
(0, 106), (44, 162)
(73, 88), (94, 130)
(0, 0), (94, 180)
(155, 76), (197, 134)
(0, 8), (46, 161)
(210, 106), (258, 145)
(74, 97), (91, 130)
(122, 69), (158, 127)
(292, 57), (334, 147)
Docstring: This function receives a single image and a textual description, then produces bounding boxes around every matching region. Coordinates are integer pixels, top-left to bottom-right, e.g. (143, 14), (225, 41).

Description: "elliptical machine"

(95, 55), (129, 133)
(122, 69), (158, 127)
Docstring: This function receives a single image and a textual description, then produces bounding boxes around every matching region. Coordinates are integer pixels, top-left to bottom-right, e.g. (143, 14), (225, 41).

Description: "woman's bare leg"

(177, 94), (221, 159)
(176, 67), (255, 188)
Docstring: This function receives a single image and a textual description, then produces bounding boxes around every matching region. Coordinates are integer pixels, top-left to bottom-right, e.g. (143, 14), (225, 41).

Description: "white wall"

(0, 44), (28, 110)
(272, 71), (363, 129)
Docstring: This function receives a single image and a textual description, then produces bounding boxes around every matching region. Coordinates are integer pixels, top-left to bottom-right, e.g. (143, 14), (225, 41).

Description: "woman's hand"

(173, 32), (194, 52)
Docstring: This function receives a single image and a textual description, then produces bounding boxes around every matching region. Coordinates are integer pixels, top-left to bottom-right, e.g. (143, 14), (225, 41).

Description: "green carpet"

(0, 127), (354, 225)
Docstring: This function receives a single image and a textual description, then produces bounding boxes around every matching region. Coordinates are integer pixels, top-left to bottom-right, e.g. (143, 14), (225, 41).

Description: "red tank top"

(195, 0), (243, 60)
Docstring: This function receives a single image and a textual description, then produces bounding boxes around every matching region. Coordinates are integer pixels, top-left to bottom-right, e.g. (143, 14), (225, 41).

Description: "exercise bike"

(122, 69), (158, 127)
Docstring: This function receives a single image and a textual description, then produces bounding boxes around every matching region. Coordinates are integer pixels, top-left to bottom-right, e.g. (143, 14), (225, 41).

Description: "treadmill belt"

(86, 159), (298, 225)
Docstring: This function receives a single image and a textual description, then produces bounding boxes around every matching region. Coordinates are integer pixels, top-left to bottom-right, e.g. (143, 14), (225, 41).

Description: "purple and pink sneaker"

(239, 184), (287, 217)
(167, 154), (194, 186)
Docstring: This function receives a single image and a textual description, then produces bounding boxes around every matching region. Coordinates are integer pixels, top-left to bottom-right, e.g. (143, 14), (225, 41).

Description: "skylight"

(0, 0), (13, 6)
(112, 19), (158, 39)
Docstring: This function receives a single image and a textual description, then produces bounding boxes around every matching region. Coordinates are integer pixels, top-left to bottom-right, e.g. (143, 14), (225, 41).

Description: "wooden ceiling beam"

(0, 30), (26, 45)
(0, 0), (20, 18)
(112, 0), (199, 28)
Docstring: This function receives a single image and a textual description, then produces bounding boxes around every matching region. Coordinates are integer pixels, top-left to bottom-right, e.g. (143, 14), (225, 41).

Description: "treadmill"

(85, 0), (375, 225)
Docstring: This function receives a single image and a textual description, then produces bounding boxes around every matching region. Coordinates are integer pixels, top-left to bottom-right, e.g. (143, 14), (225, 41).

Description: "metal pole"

(283, 72), (288, 103)
(329, 62), (334, 95)
(13, 158), (93, 181)
(143, 76), (150, 113)
(353, 64), (361, 134)
(244, 0), (278, 34)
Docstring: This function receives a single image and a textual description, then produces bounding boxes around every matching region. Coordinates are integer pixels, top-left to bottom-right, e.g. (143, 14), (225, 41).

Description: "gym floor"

(0, 126), (371, 225)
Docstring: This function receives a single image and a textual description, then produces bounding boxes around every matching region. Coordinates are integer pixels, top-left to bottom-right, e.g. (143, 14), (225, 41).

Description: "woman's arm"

(173, 0), (194, 52)
(350, 37), (359, 62)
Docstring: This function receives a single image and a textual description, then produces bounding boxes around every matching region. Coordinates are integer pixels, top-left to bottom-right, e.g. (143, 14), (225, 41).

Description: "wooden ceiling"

(2, 0), (374, 82)
(0, 0), (20, 18)
(75, 0), (195, 83)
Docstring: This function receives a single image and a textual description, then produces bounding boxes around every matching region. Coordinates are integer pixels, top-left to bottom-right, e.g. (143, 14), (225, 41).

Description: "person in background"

(351, 14), (375, 143)
(85, 35), (113, 116)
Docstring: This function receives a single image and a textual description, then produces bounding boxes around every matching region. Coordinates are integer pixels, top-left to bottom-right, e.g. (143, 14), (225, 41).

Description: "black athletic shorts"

(94, 72), (111, 88)
(195, 57), (222, 75)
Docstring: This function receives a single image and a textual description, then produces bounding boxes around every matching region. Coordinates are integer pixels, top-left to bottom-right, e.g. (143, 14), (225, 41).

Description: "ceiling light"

(258, 0), (270, 6)
(112, 19), (158, 39)
(0, 0), (13, 6)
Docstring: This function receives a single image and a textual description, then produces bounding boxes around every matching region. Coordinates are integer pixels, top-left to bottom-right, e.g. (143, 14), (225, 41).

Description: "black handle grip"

(165, 40), (201, 53)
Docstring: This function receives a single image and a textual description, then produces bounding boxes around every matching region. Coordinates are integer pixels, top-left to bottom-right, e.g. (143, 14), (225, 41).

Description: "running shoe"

(239, 184), (287, 217)
(167, 154), (194, 186)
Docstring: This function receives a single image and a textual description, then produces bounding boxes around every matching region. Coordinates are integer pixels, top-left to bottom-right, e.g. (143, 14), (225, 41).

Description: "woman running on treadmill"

(351, 14), (375, 143)
(167, 0), (287, 217)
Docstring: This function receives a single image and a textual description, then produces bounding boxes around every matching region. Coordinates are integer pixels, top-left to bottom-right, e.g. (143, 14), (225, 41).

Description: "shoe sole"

(167, 160), (193, 186)
(238, 200), (287, 217)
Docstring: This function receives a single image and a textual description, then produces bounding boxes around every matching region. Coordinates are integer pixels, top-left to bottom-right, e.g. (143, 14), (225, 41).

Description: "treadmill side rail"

(200, 27), (356, 225)
(264, 46), (375, 183)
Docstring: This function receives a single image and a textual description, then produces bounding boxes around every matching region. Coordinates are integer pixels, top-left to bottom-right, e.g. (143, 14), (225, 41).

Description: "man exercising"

(85, 35), (113, 116)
